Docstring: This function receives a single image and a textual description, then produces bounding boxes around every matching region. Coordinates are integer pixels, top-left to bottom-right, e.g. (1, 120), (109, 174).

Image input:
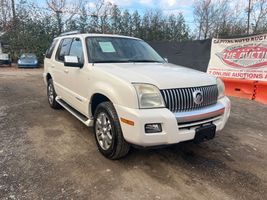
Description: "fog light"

(145, 123), (162, 133)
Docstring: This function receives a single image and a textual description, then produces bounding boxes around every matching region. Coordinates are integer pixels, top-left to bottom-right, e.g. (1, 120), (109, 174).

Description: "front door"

(63, 37), (90, 116)
(53, 38), (73, 102)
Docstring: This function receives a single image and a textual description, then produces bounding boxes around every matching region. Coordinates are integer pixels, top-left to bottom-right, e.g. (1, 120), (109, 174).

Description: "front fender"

(89, 76), (138, 109)
(87, 67), (142, 117)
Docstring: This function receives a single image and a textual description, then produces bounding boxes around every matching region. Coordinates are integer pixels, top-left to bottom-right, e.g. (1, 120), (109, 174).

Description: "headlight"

(217, 78), (225, 99)
(133, 83), (165, 109)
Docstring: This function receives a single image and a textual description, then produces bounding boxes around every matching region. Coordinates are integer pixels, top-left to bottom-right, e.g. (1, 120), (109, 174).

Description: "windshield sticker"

(99, 42), (116, 53)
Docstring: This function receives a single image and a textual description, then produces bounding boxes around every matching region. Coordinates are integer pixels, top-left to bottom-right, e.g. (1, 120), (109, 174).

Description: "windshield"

(21, 53), (37, 59)
(86, 37), (164, 63)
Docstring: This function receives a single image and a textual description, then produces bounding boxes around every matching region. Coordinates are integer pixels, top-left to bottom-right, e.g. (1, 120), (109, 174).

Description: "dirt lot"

(0, 67), (267, 200)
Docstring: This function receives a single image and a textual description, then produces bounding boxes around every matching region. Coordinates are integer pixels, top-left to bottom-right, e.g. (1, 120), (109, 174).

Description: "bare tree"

(251, 0), (267, 33)
(90, 0), (112, 33)
(0, 0), (12, 31)
(194, 0), (242, 39)
(46, 0), (83, 34)
(194, 0), (220, 39)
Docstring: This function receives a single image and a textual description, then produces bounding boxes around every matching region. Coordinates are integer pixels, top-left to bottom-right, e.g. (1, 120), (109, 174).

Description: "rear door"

(44, 39), (58, 83)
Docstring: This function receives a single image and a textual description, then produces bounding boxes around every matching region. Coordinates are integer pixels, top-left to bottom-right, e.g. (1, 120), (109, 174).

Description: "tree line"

(1, 0), (267, 61)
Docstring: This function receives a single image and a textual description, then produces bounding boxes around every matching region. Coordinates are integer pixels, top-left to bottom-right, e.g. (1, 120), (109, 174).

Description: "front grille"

(161, 85), (218, 112)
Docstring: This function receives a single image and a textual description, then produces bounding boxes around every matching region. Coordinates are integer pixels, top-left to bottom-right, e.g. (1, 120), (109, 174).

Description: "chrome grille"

(161, 85), (218, 112)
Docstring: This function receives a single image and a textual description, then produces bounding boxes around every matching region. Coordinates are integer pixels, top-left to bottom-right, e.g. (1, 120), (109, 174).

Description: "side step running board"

(56, 97), (93, 127)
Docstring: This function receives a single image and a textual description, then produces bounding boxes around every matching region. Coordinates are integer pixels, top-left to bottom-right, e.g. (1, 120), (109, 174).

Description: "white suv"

(43, 32), (231, 159)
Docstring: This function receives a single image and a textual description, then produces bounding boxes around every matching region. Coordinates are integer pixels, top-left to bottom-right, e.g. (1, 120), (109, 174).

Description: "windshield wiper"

(93, 60), (130, 63)
(92, 60), (163, 63)
(125, 60), (163, 63)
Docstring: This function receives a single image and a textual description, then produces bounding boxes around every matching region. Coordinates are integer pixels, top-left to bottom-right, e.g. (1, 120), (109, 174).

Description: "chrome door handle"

(64, 69), (69, 73)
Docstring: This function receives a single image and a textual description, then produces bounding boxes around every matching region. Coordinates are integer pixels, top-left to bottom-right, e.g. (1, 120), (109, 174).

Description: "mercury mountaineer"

(43, 32), (231, 159)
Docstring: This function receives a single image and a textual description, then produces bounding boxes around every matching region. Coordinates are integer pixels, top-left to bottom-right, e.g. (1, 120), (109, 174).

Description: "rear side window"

(45, 39), (58, 59)
(57, 38), (72, 62)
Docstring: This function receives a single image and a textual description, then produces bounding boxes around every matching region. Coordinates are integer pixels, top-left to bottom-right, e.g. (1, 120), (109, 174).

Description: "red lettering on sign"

(217, 44), (267, 68)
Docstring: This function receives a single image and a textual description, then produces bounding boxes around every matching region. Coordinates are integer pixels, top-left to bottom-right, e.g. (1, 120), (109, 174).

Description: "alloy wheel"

(95, 112), (113, 150)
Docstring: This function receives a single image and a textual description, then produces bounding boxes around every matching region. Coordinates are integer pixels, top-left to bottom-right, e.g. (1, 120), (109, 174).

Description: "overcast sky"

(36, 0), (195, 24)
(105, 0), (195, 26)
(35, 0), (250, 31)
(103, 0), (194, 16)
(103, 0), (250, 30)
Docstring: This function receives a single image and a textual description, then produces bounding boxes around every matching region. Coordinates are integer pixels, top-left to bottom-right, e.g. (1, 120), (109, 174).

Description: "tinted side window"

(45, 39), (58, 59)
(57, 38), (72, 62)
(69, 38), (84, 64)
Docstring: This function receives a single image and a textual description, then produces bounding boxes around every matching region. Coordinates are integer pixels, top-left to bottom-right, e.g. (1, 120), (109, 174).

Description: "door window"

(57, 38), (72, 62)
(69, 38), (84, 64)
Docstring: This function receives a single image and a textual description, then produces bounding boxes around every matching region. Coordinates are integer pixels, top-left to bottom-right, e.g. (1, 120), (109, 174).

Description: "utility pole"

(56, 10), (63, 35)
(11, 0), (16, 20)
(247, 0), (252, 34)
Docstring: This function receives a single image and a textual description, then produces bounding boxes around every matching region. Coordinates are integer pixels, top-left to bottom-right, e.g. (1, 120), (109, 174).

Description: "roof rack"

(59, 30), (81, 37)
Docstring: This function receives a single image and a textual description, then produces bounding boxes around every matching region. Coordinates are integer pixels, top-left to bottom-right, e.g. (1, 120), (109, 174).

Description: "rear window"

(45, 39), (58, 59)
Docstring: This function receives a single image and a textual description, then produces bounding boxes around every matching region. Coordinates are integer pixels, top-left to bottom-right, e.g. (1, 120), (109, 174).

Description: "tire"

(47, 79), (62, 109)
(94, 101), (130, 159)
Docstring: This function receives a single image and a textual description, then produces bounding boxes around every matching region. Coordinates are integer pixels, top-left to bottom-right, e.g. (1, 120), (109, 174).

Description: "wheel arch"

(46, 73), (52, 82)
(90, 93), (113, 117)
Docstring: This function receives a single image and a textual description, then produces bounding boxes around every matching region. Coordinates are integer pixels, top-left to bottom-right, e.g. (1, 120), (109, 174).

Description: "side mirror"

(164, 58), (168, 63)
(64, 55), (83, 68)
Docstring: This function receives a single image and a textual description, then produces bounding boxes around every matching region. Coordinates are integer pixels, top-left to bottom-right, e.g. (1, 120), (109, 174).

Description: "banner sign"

(207, 34), (267, 81)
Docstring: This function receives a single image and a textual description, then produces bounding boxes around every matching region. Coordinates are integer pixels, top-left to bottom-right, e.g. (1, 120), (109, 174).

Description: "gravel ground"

(0, 67), (267, 200)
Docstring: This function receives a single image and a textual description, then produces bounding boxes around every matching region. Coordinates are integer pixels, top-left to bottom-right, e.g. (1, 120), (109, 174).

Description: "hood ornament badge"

(193, 90), (204, 105)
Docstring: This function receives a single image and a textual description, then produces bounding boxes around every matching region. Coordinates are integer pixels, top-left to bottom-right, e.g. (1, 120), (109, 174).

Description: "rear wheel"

(47, 79), (61, 109)
(94, 102), (130, 159)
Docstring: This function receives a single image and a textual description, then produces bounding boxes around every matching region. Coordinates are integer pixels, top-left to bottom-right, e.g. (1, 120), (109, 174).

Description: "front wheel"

(94, 102), (130, 159)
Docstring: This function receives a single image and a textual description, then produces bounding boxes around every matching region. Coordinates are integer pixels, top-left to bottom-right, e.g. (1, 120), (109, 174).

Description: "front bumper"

(115, 96), (231, 147)
(0, 59), (11, 65)
(18, 63), (39, 67)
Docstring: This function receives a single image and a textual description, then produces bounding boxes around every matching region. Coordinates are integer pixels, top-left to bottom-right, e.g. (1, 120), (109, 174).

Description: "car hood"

(94, 63), (216, 89)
